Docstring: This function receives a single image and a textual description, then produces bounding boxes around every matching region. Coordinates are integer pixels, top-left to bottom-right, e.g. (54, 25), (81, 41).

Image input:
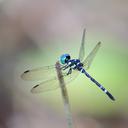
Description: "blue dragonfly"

(21, 29), (115, 101)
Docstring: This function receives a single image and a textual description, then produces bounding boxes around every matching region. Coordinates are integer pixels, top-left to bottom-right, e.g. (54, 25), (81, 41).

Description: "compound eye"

(65, 55), (70, 62)
(66, 55), (70, 60)
(60, 54), (70, 64)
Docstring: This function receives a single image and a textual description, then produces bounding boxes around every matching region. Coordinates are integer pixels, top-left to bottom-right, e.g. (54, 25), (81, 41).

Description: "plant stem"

(55, 61), (75, 128)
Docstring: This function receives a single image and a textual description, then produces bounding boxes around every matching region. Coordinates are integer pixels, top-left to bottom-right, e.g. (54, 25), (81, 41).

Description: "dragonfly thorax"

(67, 59), (83, 70)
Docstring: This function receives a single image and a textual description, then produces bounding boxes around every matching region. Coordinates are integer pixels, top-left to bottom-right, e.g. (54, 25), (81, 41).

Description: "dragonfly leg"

(61, 65), (69, 70)
(67, 68), (72, 75)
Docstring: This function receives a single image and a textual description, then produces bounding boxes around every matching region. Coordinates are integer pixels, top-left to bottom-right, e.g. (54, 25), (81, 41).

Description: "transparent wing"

(21, 65), (57, 81)
(31, 77), (59, 93)
(31, 69), (79, 93)
(64, 69), (79, 84)
(78, 28), (86, 61)
(83, 42), (101, 70)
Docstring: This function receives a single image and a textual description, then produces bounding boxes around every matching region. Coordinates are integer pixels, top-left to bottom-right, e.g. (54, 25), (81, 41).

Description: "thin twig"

(55, 61), (75, 128)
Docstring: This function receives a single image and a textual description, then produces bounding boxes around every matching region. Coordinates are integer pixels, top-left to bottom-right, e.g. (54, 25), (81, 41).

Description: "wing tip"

(33, 84), (39, 88)
(31, 85), (39, 93)
(21, 70), (30, 80)
(24, 70), (30, 73)
(21, 73), (25, 79)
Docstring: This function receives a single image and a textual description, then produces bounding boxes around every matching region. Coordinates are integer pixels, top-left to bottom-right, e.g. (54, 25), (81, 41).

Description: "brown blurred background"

(0, 0), (128, 128)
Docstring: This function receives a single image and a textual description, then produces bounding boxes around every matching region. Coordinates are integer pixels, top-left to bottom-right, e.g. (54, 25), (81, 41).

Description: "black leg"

(67, 68), (72, 75)
(61, 65), (69, 70)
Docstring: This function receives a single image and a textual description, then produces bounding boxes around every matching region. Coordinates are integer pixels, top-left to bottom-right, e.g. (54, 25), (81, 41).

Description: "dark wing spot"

(24, 70), (30, 73)
(33, 85), (39, 88)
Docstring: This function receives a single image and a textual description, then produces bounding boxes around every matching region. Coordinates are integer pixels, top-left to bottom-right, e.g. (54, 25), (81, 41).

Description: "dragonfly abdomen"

(79, 68), (115, 101)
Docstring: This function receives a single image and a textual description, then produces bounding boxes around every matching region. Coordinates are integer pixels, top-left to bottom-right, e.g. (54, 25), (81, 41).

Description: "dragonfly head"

(60, 54), (71, 64)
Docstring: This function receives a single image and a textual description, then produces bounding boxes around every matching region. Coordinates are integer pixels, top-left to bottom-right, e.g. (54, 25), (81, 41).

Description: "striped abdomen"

(79, 68), (115, 101)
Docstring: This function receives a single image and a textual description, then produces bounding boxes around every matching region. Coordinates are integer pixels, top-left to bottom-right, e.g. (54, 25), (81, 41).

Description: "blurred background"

(0, 0), (128, 128)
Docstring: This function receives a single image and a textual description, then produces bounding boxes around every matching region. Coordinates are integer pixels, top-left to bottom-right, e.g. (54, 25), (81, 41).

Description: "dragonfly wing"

(21, 65), (57, 81)
(31, 69), (79, 93)
(63, 69), (79, 84)
(31, 77), (59, 93)
(78, 28), (86, 61)
(82, 42), (101, 70)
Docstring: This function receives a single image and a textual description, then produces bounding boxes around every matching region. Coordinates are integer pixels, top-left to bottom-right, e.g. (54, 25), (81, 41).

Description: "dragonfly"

(21, 29), (115, 101)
